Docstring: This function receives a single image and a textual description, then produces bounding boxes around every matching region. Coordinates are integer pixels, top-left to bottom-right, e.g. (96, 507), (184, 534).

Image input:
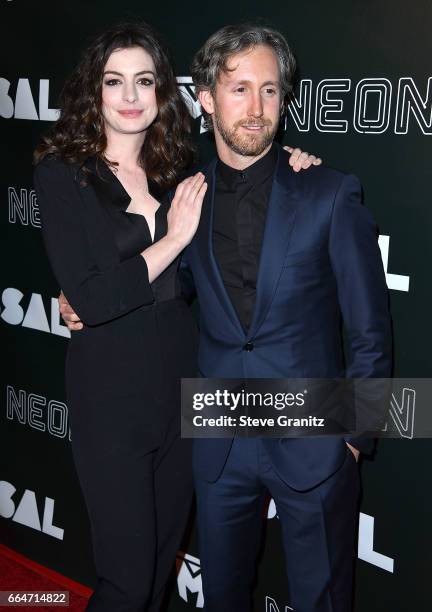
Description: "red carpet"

(0, 544), (90, 610)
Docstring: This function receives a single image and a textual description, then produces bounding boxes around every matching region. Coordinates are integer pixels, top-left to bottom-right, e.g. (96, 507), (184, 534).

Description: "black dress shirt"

(213, 144), (278, 331)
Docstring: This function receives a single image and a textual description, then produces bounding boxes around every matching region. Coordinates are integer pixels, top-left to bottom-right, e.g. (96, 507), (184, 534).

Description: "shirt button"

(243, 342), (254, 351)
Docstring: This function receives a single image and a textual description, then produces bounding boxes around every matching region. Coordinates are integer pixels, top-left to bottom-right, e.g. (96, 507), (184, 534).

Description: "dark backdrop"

(1, 1), (431, 610)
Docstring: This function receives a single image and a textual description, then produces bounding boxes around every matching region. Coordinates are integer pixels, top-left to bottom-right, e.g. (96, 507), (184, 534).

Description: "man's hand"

(284, 146), (322, 173)
(346, 442), (360, 463)
(59, 291), (83, 331)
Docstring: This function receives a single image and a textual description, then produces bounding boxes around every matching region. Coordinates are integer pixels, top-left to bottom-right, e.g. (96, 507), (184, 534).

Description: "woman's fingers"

(196, 181), (208, 205)
(303, 154), (322, 167)
(297, 151), (312, 169)
(286, 146), (323, 172)
(172, 178), (189, 202)
(68, 321), (84, 331)
(187, 173), (206, 205)
(166, 173), (207, 247)
(288, 147), (303, 166)
(173, 175), (197, 204)
(173, 175), (196, 202)
(292, 151), (311, 171)
(178, 173), (205, 205)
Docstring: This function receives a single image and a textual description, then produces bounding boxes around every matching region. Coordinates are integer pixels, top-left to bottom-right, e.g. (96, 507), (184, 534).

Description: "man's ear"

(198, 89), (215, 115)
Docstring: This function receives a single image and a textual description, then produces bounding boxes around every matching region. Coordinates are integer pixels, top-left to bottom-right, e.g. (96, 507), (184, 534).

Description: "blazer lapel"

(247, 147), (300, 340)
(196, 159), (245, 336)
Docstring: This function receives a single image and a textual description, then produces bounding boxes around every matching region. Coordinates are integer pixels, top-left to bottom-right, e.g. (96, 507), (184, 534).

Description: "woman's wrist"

(164, 232), (187, 252)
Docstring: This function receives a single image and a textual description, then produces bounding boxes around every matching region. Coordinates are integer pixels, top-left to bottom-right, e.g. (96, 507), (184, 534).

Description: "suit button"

(243, 342), (254, 351)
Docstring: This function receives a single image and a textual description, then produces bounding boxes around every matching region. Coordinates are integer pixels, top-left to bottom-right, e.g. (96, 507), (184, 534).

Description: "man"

(183, 24), (391, 612)
(62, 24), (391, 612)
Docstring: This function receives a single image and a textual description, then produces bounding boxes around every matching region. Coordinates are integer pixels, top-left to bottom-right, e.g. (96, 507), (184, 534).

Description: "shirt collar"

(216, 143), (278, 190)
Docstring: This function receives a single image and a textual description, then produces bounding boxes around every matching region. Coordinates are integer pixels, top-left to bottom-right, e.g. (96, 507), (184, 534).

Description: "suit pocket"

(283, 245), (329, 267)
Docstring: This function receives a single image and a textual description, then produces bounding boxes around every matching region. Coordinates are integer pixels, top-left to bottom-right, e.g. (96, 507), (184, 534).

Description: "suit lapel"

(196, 159), (245, 336)
(246, 147), (299, 340)
(196, 147), (299, 340)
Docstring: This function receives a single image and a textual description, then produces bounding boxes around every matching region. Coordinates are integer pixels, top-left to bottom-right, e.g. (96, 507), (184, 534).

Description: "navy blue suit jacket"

(181, 145), (392, 491)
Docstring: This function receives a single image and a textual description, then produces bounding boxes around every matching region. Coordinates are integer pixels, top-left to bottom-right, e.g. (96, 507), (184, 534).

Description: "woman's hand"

(141, 172), (207, 283)
(59, 291), (83, 331)
(346, 442), (360, 462)
(167, 172), (207, 249)
(284, 146), (322, 172)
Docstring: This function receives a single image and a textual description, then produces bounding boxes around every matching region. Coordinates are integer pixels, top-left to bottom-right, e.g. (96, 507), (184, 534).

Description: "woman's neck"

(104, 128), (146, 171)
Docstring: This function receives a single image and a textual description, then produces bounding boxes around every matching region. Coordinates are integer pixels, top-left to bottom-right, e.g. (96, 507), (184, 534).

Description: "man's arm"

(328, 174), (393, 456)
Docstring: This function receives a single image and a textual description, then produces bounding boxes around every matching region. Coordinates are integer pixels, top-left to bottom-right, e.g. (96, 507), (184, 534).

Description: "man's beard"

(213, 106), (278, 157)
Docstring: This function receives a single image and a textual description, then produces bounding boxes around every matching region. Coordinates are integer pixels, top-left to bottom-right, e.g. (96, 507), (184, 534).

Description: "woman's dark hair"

(34, 22), (194, 190)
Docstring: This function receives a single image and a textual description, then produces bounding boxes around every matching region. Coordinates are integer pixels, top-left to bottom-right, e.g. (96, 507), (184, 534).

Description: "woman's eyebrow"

(103, 70), (155, 76)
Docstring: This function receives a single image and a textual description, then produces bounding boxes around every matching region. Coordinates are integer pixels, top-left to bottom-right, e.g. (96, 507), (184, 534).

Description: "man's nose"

(247, 91), (264, 117)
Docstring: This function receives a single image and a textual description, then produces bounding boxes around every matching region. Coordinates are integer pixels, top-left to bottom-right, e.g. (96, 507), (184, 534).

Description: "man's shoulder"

(275, 145), (349, 188)
(185, 158), (216, 178)
(292, 161), (359, 195)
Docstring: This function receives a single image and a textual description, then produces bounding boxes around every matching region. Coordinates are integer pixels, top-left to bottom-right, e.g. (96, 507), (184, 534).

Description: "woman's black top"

(85, 156), (182, 305)
(34, 155), (197, 449)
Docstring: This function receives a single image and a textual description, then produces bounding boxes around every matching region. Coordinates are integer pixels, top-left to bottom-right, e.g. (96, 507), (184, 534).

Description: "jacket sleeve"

(178, 247), (197, 303)
(34, 157), (154, 326)
(328, 174), (393, 454)
(166, 187), (197, 303)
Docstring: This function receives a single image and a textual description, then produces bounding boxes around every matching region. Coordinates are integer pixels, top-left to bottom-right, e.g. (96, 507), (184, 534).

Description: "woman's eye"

(104, 79), (121, 86)
(138, 78), (154, 86)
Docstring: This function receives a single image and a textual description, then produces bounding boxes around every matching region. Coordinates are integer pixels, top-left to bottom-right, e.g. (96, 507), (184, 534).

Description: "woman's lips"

(118, 110), (143, 118)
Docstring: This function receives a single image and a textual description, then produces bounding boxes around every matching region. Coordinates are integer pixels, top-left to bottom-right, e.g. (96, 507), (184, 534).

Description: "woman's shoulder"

(34, 154), (85, 186)
(35, 153), (77, 172)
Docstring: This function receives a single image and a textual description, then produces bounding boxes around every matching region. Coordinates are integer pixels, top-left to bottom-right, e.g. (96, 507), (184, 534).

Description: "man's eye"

(104, 79), (121, 86)
(235, 87), (246, 93)
(264, 88), (276, 95)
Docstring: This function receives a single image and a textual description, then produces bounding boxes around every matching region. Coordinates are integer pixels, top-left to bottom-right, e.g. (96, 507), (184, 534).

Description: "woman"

(34, 21), (320, 611)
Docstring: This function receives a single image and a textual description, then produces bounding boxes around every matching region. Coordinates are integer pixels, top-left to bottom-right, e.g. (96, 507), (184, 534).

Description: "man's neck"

(215, 138), (274, 171)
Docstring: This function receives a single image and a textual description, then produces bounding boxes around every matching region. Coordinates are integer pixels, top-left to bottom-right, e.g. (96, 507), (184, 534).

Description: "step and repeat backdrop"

(1, 0), (431, 610)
